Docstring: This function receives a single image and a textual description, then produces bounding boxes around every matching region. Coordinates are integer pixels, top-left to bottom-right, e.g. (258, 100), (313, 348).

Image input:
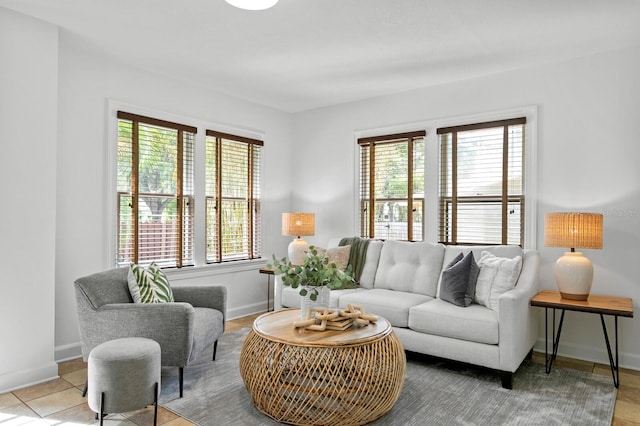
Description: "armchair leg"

(153, 382), (159, 426)
(82, 379), (88, 397)
(213, 340), (218, 361)
(179, 367), (184, 398)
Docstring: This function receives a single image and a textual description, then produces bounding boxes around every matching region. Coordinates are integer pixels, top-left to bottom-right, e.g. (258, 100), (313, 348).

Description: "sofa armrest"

(497, 250), (540, 372)
(80, 302), (194, 366)
(274, 275), (284, 310)
(172, 285), (227, 327)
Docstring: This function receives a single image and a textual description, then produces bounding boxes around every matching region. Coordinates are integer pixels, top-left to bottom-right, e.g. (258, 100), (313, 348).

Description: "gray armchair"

(74, 267), (226, 398)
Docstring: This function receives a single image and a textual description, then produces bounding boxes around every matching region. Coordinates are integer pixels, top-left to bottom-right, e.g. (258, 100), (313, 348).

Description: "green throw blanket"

(339, 237), (370, 285)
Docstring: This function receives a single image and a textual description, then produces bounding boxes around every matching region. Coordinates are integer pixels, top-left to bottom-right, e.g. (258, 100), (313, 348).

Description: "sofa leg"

(501, 371), (513, 389)
(526, 348), (534, 360)
(179, 367), (184, 398)
(212, 340), (218, 361)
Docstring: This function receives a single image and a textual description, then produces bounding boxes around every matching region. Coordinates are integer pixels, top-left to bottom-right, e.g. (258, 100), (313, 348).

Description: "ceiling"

(2, 0), (640, 112)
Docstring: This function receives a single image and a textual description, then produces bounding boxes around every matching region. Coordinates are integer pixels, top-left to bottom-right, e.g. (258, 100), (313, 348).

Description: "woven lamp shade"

(544, 213), (603, 249)
(282, 213), (315, 237)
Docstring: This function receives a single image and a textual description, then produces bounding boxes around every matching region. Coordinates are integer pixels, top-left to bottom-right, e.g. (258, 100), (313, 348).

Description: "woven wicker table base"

(239, 309), (406, 426)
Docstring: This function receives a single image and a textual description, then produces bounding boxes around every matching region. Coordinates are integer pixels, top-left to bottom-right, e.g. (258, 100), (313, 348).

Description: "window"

(116, 111), (195, 268)
(358, 131), (425, 241)
(205, 130), (262, 263)
(115, 109), (264, 269)
(438, 117), (526, 246)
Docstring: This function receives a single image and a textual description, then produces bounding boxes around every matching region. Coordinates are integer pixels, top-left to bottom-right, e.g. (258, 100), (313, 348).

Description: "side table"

(258, 268), (274, 312)
(530, 290), (633, 388)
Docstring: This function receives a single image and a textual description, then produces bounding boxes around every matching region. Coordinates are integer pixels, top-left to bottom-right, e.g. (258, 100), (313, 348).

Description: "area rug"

(159, 329), (616, 425)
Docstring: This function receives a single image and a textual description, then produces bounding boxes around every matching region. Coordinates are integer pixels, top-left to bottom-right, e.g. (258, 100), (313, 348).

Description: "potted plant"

(268, 246), (355, 316)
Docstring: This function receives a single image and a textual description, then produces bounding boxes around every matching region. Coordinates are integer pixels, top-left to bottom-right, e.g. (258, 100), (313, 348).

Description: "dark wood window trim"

(358, 130), (426, 241)
(438, 117), (526, 247)
(205, 131), (262, 263)
(436, 117), (526, 135)
(117, 111), (197, 134)
(116, 111), (196, 268)
(206, 129), (264, 146)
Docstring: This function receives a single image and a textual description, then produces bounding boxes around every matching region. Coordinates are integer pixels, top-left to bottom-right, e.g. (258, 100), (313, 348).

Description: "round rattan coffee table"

(239, 309), (406, 426)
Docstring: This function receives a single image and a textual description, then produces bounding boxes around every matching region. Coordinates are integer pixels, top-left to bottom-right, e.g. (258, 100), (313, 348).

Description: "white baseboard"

(0, 362), (59, 394)
(55, 342), (83, 363)
(227, 301), (269, 321)
(533, 337), (640, 371)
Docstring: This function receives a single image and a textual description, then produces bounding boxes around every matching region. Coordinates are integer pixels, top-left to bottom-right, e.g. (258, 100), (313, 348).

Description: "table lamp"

(544, 212), (603, 300)
(282, 212), (315, 265)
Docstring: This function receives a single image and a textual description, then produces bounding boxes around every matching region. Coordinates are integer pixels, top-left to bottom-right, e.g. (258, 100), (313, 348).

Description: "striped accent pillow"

(127, 262), (174, 303)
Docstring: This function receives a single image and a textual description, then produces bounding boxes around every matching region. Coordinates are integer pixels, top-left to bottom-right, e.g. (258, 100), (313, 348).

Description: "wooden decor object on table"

(239, 308), (406, 426)
(293, 304), (379, 331)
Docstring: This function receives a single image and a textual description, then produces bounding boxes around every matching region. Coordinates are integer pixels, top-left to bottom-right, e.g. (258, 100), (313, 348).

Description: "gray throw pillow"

(440, 252), (479, 307)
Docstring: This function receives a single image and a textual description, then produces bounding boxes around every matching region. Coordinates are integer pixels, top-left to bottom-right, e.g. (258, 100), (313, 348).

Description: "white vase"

(554, 251), (594, 300)
(300, 286), (330, 320)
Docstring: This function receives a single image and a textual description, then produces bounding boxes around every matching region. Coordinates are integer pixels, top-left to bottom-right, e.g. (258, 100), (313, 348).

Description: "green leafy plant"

(267, 246), (355, 301)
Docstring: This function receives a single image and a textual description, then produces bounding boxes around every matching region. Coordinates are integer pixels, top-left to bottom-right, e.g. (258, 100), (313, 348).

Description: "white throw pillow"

(315, 245), (351, 271)
(474, 251), (522, 311)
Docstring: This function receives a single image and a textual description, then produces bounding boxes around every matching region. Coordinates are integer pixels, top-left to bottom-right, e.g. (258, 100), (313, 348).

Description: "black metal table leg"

(600, 314), (620, 388)
(544, 307), (566, 374)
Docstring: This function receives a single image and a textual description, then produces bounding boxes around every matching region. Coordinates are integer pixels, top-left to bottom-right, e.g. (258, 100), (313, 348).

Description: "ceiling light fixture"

(225, 0), (278, 10)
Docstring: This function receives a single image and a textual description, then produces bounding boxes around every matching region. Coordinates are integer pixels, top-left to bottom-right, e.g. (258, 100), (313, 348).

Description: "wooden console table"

(530, 290), (633, 388)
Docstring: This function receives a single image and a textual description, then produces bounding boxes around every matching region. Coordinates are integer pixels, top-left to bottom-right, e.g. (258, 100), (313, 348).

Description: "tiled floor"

(1, 313), (639, 425)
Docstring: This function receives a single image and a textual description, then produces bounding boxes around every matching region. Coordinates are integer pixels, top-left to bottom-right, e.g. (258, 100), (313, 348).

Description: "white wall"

(52, 33), (295, 360)
(0, 8), (59, 392)
(293, 44), (640, 370)
(1, 7), (295, 390)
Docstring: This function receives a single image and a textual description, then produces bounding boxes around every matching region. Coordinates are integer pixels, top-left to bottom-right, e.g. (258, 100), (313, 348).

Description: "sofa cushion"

(315, 245), (351, 271)
(339, 289), (432, 328)
(474, 251), (522, 311)
(359, 240), (383, 289)
(442, 245), (523, 268)
(439, 252), (479, 307)
(438, 245), (523, 297)
(373, 241), (445, 296)
(408, 299), (499, 345)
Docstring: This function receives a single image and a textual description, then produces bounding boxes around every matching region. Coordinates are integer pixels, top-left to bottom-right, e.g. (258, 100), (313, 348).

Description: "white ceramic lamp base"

(288, 237), (309, 266)
(554, 251), (593, 301)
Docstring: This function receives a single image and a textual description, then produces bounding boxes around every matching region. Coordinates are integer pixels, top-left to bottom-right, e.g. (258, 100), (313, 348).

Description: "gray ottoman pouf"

(88, 337), (161, 425)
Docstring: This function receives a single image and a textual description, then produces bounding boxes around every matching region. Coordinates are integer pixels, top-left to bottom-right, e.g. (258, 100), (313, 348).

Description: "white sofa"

(274, 238), (540, 389)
